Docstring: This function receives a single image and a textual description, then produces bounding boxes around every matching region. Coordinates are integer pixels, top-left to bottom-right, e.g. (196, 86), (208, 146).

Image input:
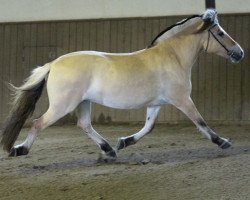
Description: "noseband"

(205, 24), (231, 55)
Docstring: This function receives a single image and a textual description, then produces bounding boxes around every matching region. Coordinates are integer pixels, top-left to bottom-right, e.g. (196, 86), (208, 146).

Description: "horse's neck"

(155, 33), (206, 70)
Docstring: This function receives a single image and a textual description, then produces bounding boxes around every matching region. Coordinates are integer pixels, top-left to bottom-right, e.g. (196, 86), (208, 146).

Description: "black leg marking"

(9, 146), (29, 157)
(197, 119), (231, 149)
(211, 136), (232, 149)
(197, 119), (207, 127)
(124, 136), (136, 146)
(100, 142), (113, 152)
(100, 142), (117, 158)
(117, 136), (136, 150)
(211, 135), (222, 145)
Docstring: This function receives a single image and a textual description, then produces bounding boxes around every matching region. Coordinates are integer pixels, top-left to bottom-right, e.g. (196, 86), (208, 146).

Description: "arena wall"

(0, 13), (249, 125)
(0, 0), (249, 22)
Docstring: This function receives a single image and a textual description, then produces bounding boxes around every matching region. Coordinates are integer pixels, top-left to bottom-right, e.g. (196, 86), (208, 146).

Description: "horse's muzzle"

(228, 47), (244, 63)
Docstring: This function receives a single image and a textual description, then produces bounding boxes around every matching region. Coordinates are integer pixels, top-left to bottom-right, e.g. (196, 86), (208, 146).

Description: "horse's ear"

(197, 9), (218, 32)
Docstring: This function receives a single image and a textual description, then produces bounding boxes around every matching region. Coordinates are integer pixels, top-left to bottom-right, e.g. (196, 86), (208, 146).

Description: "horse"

(0, 9), (244, 159)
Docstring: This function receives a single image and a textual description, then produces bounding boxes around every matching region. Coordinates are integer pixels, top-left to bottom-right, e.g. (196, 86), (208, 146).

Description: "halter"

(205, 24), (231, 55)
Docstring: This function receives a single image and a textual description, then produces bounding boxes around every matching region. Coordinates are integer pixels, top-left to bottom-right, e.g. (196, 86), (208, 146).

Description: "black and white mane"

(148, 15), (201, 48)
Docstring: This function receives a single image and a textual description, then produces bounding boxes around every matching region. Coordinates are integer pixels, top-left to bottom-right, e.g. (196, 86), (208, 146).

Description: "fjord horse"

(1, 10), (244, 159)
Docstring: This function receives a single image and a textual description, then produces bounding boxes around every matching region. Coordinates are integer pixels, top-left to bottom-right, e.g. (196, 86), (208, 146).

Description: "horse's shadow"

(18, 145), (249, 174)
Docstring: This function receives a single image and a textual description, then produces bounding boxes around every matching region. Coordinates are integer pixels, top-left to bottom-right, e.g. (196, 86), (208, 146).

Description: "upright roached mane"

(0, 9), (244, 160)
(148, 15), (201, 47)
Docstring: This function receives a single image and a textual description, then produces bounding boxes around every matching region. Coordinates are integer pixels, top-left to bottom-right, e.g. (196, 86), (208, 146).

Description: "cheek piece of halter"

(205, 24), (233, 57)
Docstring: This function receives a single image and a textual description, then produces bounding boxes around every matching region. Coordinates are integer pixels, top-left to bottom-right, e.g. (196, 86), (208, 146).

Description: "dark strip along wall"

(0, 14), (249, 125)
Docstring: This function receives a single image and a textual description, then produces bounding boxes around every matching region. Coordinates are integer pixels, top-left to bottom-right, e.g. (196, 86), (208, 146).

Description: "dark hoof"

(106, 149), (117, 158)
(219, 138), (232, 149)
(9, 146), (29, 157)
(98, 150), (117, 163)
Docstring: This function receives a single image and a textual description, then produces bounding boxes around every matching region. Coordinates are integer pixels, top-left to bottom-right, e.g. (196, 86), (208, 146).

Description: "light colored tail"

(20, 64), (50, 90)
(0, 64), (51, 152)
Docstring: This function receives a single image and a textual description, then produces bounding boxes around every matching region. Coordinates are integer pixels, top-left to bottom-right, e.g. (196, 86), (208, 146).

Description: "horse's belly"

(87, 91), (167, 109)
(84, 64), (167, 109)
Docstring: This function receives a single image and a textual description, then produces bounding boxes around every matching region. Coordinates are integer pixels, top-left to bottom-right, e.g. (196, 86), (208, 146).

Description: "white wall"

(0, 0), (250, 23)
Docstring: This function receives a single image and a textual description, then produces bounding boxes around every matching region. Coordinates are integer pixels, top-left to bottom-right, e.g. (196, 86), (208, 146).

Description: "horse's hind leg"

(9, 108), (69, 157)
(117, 106), (160, 150)
(175, 97), (231, 149)
(76, 100), (117, 159)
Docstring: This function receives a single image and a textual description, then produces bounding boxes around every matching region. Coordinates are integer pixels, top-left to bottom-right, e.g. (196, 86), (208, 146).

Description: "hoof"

(212, 136), (232, 149)
(98, 150), (117, 163)
(106, 149), (117, 158)
(219, 138), (232, 149)
(9, 146), (29, 157)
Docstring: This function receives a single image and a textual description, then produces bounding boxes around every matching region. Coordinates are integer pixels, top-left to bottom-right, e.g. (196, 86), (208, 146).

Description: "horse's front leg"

(117, 106), (160, 150)
(174, 97), (231, 149)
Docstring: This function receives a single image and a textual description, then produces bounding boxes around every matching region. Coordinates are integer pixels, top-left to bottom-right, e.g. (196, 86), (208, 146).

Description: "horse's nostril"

(230, 50), (244, 63)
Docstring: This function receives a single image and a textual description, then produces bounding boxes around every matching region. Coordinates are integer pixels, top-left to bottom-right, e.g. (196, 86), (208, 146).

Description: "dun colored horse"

(0, 10), (244, 159)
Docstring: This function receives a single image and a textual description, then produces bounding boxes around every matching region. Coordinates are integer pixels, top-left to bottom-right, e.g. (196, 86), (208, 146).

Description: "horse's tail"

(0, 64), (51, 152)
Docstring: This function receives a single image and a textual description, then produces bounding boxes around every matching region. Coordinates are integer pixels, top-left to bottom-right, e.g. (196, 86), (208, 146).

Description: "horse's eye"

(218, 31), (224, 37)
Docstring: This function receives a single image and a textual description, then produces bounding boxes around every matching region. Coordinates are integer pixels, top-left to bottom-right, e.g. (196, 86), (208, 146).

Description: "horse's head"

(200, 9), (244, 63)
